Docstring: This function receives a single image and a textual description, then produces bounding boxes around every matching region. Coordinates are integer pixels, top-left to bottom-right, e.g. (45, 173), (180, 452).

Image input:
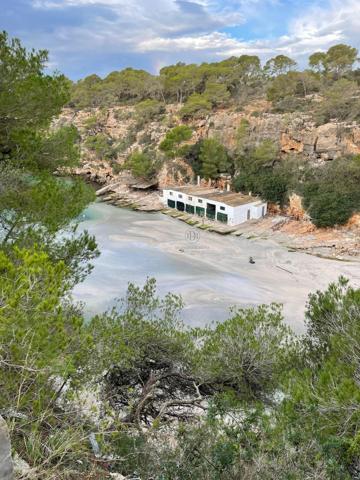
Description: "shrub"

(260, 171), (290, 204)
(315, 79), (360, 125)
(272, 96), (307, 113)
(159, 125), (193, 158)
(84, 133), (117, 160)
(82, 114), (100, 131)
(180, 93), (212, 119)
(113, 108), (133, 121)
(135, 99), (165, 121)
(302, 156), (360, 227)
(138, 131), (153, 145)
(203, 82), (230, 107)
(125, 150), (159, 179)
(303, 188), (356, 227)
(111, 161), (123, 174)
(234, 140), (293, 205)
(199, 138), (232, 180)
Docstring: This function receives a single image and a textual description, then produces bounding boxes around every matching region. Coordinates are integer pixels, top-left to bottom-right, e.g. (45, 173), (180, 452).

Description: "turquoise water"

(73, 202), (360, 330)
(73, 202), (260, 327)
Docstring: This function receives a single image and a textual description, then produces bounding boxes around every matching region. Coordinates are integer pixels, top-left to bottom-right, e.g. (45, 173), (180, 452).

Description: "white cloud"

(135, 0), (360, 67)
(27, 0), (360, 76)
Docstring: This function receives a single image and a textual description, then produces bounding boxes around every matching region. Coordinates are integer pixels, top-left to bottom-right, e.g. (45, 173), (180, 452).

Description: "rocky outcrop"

(206, 109), (360, 161)
(157, 158), (193, 186)
(58, 101), (360, 202)
(60, 103), (360, 172)
(0, 416), (13, 480)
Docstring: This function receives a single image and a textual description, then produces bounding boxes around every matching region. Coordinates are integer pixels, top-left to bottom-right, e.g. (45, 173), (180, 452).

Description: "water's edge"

(73, 202), (360, 332)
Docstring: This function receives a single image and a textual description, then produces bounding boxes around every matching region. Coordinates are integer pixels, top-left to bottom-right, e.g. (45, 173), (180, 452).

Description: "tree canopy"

(2, 31), (360, 479)
(0, 31), (98, 282)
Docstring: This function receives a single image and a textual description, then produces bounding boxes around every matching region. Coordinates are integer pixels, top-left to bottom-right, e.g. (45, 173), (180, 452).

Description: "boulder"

(0, 416), (13, 480)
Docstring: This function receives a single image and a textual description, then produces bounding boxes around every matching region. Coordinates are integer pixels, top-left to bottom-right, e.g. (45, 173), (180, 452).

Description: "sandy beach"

(74, 202), (360, 332)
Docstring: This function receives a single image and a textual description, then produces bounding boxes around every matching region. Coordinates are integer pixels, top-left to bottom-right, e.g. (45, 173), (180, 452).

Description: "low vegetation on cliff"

(68, 43), (360, 228)
(1, 31), (360, 480)
(69, 44), (360, 118)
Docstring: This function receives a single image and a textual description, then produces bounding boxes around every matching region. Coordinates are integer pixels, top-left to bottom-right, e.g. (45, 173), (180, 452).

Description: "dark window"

(188, 196), (192, 201)
(178, 194), (183, 198)
(186, 204), (195, 214)
(220, 206), (225, 211)
(167, 199), (176, 208)
(198, 199), (203, 203)
(262, 206), (265, 216)
(169, 191), (173, 196)
(247, 209), (251, 220)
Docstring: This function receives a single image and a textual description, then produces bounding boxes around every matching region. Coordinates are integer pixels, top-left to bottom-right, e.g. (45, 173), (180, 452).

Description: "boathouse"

(162, 186), (267, 226)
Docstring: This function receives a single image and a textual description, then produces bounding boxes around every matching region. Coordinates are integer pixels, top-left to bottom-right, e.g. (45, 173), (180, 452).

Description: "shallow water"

(73, 202), (360, 330)
(73, 203), (264, 327)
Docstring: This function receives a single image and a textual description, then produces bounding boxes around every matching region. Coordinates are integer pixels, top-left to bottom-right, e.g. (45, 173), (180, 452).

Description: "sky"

(2, 0), (360, 80)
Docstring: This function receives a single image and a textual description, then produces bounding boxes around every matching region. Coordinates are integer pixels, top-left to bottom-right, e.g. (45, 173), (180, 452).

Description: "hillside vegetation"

(1, 31), (360, 480)
(68, 44), (360, 228)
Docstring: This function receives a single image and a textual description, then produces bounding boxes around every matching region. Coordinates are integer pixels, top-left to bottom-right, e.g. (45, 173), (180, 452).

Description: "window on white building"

(188, 196), (192, 201)
(198, 199), (203, 203)
(169, 191), (173, 196)
(220, 206), (225, 211)
(179, 194), (183, 198)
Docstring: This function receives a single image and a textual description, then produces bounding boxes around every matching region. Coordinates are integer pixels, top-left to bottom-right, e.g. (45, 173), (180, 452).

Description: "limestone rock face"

(59, 102), (360, 190)
(0, 416), (13, 480)
(205, 109), (360, 161)
(60, 104), (360, 164)
(157, 158), (194, 187)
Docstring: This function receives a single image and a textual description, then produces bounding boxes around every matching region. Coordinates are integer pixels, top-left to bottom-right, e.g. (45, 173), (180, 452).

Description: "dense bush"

(199, 138), (232, 179)
(159, 125), (193, 158)
(5, 259), (360, 479)
(180, 93), (212, 119)
(233, 139), (294, 205)
(315, 79), (360, 124)
(84, 133), (118, 160)
(135, 98), (165, 122)
(302, 156), (360, 227)
(125, 149), (160, 179)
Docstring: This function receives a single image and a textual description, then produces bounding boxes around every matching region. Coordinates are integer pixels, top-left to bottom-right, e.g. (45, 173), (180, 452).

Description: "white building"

(162, 186), (267, 226)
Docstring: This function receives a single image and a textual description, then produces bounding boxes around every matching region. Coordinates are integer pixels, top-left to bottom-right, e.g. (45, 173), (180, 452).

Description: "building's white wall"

(253, 203), (267, 218)
(232, 202), (267, 224)
(162, 189), (267, 226)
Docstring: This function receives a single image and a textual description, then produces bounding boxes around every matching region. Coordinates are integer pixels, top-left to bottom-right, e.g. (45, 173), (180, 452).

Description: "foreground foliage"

(1, 266), (360, 479)
(0, 31), (98, 284)
(1, 30), (360, 480)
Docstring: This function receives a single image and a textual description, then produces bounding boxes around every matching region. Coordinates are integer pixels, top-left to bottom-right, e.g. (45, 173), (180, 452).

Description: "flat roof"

(163, 185), (263, 207)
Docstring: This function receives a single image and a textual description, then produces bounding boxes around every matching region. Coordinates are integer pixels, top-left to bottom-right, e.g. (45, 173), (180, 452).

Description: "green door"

(196, 206), (205, 217)
(167, 199), (176, 208)
(217, 212), (228, 224)
(186, 204), (195, 214)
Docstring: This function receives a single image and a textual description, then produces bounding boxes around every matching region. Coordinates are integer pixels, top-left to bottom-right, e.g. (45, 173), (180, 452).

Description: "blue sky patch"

(1, 0), (358, 79)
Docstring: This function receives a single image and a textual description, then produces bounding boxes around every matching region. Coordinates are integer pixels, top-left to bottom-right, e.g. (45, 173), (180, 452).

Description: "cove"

(73, 202), (360, 331)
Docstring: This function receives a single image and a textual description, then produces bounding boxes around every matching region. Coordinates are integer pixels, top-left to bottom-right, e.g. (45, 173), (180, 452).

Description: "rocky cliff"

(59, 100), (360, 188)
(57, 101), (360, 257)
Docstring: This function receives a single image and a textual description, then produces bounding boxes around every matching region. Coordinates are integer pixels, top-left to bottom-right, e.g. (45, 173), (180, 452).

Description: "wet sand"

(73, 202), (360, 332)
